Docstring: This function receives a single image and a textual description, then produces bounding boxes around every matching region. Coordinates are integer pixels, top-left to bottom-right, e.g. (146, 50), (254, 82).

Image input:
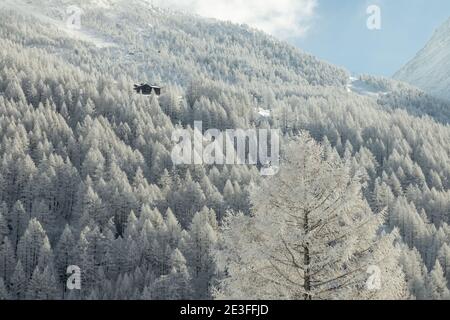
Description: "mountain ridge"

(394, 17), (450, 101)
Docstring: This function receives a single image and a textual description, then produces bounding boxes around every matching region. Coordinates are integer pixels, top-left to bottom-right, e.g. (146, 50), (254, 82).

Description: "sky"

(155, 0), (317, 38)
(154, 0), (450, 77)
(295, 0), (450, 76)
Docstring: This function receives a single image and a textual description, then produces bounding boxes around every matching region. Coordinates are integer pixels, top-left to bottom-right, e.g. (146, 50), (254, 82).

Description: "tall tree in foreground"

(214, 134), (407, 300)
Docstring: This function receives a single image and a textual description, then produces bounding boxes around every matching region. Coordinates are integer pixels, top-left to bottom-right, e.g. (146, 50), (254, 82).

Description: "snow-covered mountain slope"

(394, 18), (450, 101)
(1, 0), (449, 124)
(2, 0), (450, 301)
(0, 0), (116, 47)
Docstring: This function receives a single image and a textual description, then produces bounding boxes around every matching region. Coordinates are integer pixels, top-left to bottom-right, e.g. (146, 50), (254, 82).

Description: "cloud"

(153, 0), (318, 38)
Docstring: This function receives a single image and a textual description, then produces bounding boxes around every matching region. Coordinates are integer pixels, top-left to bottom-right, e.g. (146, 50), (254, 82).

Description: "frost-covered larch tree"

(214, 134), (407, 300)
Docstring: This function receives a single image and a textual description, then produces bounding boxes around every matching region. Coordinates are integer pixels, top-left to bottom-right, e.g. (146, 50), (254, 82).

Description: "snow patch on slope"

(0, 0), (115, 48)
(258, 108), (271, 118)
(346, 77), (388, 98)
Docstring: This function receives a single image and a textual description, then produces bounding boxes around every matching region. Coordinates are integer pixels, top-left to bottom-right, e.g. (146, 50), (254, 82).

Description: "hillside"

(0, 0), (450, 300)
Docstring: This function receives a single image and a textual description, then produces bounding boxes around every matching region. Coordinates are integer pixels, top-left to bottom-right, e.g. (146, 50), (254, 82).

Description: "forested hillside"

(0, 0), (450, 300)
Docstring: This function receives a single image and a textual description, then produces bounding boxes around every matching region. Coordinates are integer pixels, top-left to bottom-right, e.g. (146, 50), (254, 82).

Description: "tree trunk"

(303, 209), (311, 300)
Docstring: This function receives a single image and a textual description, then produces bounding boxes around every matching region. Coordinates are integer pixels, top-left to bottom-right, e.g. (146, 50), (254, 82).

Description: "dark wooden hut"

(134, 84), (162, 96)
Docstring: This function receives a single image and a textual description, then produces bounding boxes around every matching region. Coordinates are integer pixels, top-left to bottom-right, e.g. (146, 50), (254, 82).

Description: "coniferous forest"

(1, 0), (450, 300)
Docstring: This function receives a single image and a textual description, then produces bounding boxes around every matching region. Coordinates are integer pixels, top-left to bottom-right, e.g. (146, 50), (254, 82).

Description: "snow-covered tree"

(0, 277), (10, 300)
(0, 237), (16, 284)
(10, 261), (26, 300)
(17, 219), (50, 278)
(55, 225), (76, 283)
(26, 266), (58, 300)
(9, 201), (28, 248)
(0, 210), (9, 242)
(185, 207), (218, 299)
(151, 249), (192, 300)
(215, 134), (407, 300)
(427, 261), (450, 300)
